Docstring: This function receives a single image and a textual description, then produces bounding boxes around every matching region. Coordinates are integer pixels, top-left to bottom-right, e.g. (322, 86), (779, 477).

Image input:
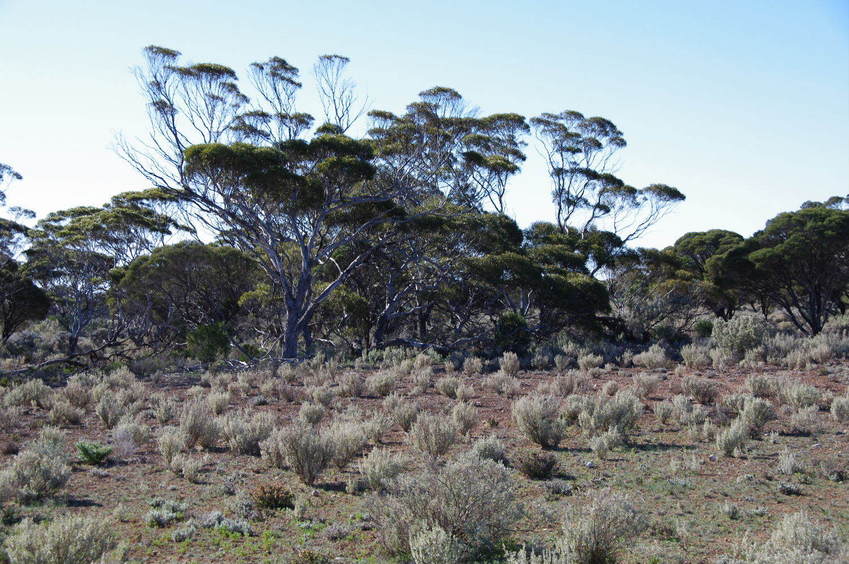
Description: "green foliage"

(75, 441), (112, 465)
(187, 322), (230, 363)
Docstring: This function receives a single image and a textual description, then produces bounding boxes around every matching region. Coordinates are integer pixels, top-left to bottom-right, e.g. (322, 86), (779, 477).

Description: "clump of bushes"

(260, 425), (333, 485)
(512, 394), (565, 449)
(0, 427), (70, 502)
(219, 409), (274, 455)
(2, 514), (116, 564)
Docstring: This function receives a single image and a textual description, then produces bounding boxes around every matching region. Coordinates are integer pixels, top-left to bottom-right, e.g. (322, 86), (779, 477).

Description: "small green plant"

(76, 441), (112, 465)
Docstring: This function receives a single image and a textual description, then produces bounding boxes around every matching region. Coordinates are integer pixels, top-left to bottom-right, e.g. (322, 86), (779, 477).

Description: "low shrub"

(2, 514), (116, 564)
(682, 375), (719, 405)
(716, 419), (748, 457)
(831, 394), (849, 422)
(512, 394), (565, 449)
(471, 435), (507, 465)
(219, 410), (274, 455)
(249, 481), (295, 510)
(632, 344), (669, 369)
(409, 414), (457, 458)
(260, 425), (333, 485)
(179, 399), (219, 450)
(451, 402), (477, 436)
(76, 441), (112, 465)
(355, 447), (407, 492)
(435, 376), (460, 399)
(513, 449), (557, 480)
(499, 352), (521, 378)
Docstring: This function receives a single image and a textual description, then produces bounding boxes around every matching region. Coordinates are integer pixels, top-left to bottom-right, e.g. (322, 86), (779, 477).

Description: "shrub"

(199, 510), (254, 536)
(297, 401), (326, 426)
(451, 402), (477, 436)
(157, 426), (184, 467)
(725, 510), (846, 563)
(484, 372), (521, 396)
(601, 381), (618, 397)
(384, 396), (423, 431)
(455, 382), (475, 402)
(2, 378), (53, 409)
(76, 441), (111, 465)
(831, 394), (849, 422)
(362, 412), (393, 443)
(712, 313), (770, 362)
(249, 481), (295, 510)
(260, 425), (333, 485)
(682, 375), (719, 405)
(681, 344), (711, 368)
(539, 371), (584, 397)
(146, 498), (187, 527)
(577, 353), (603, 372)
(2, 514), (116, 564)
(745, 375), (778, 399)
(777, 448), (804, 476)
(174, 454), (204, 483)
(633, 373), (661, 399)
(366, 370), (397, 397)
(780, 382), (821, 410)
(499, 352), (521, 378)
(512, 394), (565, 449)
(716, 419), (748, 457)
(220, 410), (274, 455)
(589, 427), (624, 460)
(790, 405), (820, 435)
(0, 428), (70, 502)
(409, 414), (457, 458)
(371, 456), (521, 558)
(577, 390), (643, 440)
(48, 399), (84, 426)
(739, 397), (775, 438)
(151, 394), (178, 424)
(471, 435), (507, 465)
(410, 367), (433, 395)
(632, 344), (669, 369)
(654, 401), (674, 424)
(95, 391), (125, 429)
(355, 447), (407, 492)
(63, 376), (93, 409)
(207, 390), (230, 415)
(326, 420), (368, 470)
(435, 376), (460, 399)
(513, 449), (557, 480)
(508, 489), (643, 564)
(180, 399), (219, 450)
(463, 356), (483, 376)
(409, 525), (467, 564)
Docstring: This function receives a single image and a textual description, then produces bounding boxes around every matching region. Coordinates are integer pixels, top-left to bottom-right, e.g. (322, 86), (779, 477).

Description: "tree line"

(1, 46), (847, 370)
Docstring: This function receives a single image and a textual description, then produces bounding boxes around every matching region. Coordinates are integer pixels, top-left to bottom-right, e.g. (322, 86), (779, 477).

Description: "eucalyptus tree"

(530, 111), (684, 243)
(25, 194), (175, 354)
(0, 260), (49, 345)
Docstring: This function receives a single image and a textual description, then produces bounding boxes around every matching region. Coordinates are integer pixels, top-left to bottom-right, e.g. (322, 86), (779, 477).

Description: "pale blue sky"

(1, 0), (847, 249)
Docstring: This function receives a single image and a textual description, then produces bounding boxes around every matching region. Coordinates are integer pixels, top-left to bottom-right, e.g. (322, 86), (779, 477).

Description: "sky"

(1, 0), (847, 249)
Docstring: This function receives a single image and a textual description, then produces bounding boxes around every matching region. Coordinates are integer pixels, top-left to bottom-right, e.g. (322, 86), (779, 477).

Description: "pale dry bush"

(576, 390), (643, 440)
(712, 313), (770, 362)
(485, 372), (521, 396)
(48, 399), (84, 425)
(721, 510), (846, 563)
(830, 394), (849, 422)
(0, 428), (71, 502)
(780, 381), (821, 410)
(0, 405), (22, 430)
(363, 412), (393, 443)
(463, 356), (484, 376)
(632, 344), (670, 369)
(543, 371), (585, 398)
(112, 418), (149, 459)
(95, 391), (126, 429)
(512, 394), (565, 448)
(259, 425), (333, 485)
(410, 524), (467, 564)
(716, 418), (749, 457)
(654, 400), (674, 424)
(338, 372), (365, 397)
(219, 409), (274, 455)
(207, 390), (230, 415)
(384, 394), (419, 432)
(173, 454), (205, 483)
(451, 401), (477, 437)
(589, 427), (624, 459)
(366, 370), (397, 397)
(739, 397), (775, 438)
(326, 419), (368, 470)
(409, 413), (457, 457)
(355, 447), (408, 492)
(577, 353), (603, 372)
(371, 456), (521, 558)
(681, 344), (711, 368)
(2, 514), (116, 564)
(777, 448), (804, 475)
(633, 373), (661, 399)
(298, 401), (326, 426)
(682, 375), (719, 405)
(151, 393), (179, 424)
(790, 405), (820, 435)
(435, 376), (460, 399)
(308, 384), (336, 408)
(410, 367), (433, 395)
(63, 374), (93, 409)
(3, 378), (53, 409)
(601, 381), (618, 397)
(507, 489), (643, 564)
(471, 435), (507, 464)
(179, 399), (220, 450)
(157, 426), (184, 467)
(745, 375), (778, 399)
(455, 382), (475, 402)
(499, 351), (520, 378)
